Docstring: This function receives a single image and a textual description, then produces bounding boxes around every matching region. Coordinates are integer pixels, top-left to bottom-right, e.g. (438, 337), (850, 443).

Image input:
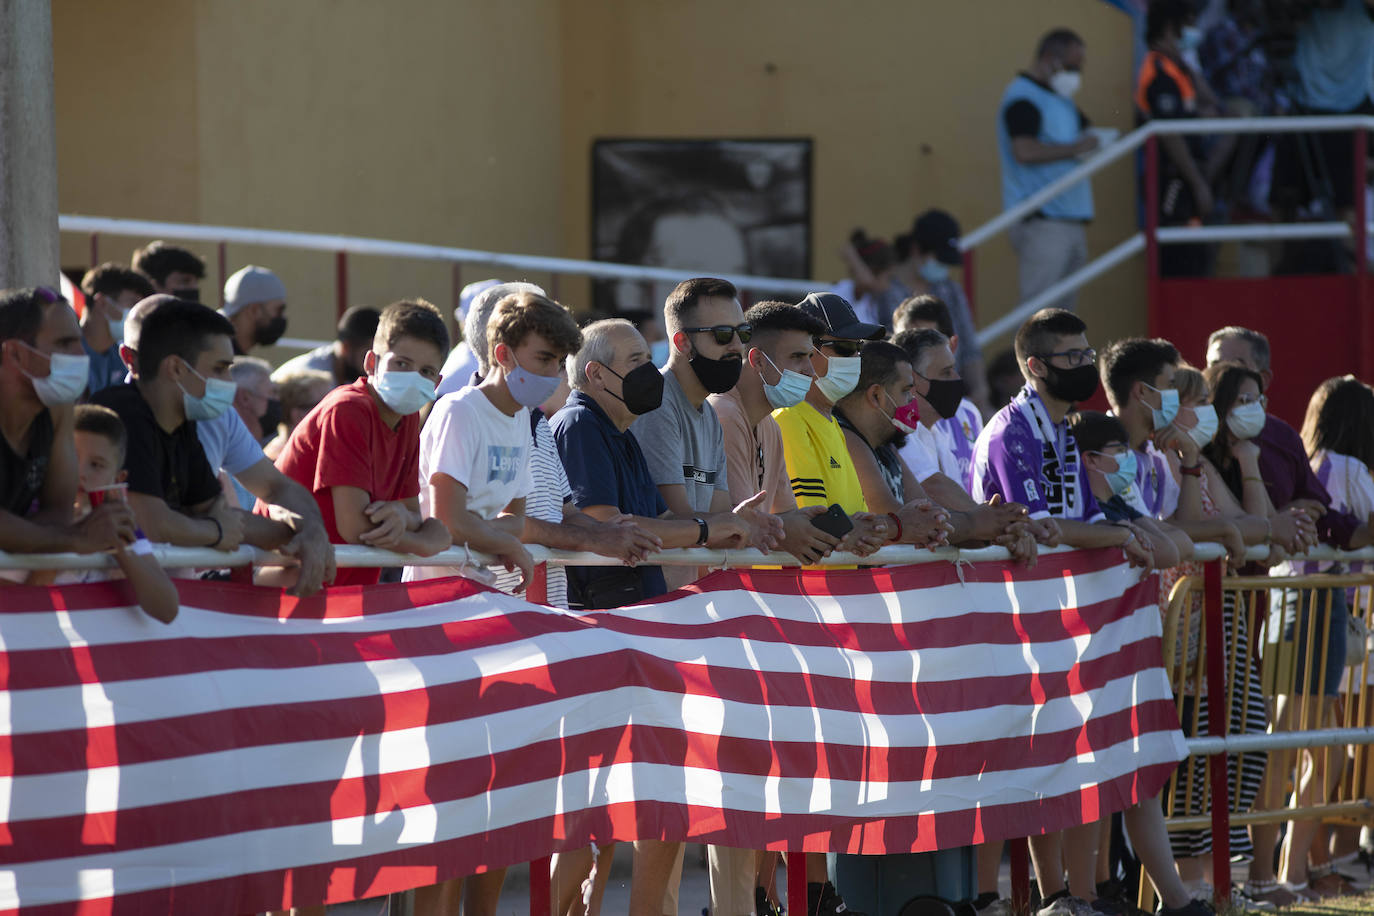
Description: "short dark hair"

(81, 263), (154, 302)
(841, 340), (910, 405)
(487, 292), (583, 360)
(375, 299), (450, 356)
(131, 242), (205, 286)
(1037, 28), (1084, 60)
(1207, 325), (1270, 373)
(1098, 337), (1180, 411)
(1070, 410), (1130, 454)
(0, 286), (62, 352)
(1014, 308), (1087, 375)
(336, 305), (381, 346)
(893, 295), (954, 338)
(1146, 0), (1193, 43)
(743, 301), (826, 341)
(664, 277), (738, 334)
(137, 299), (235, 380)
(74, 404), (128, 462)
(892, 328), (950, 375)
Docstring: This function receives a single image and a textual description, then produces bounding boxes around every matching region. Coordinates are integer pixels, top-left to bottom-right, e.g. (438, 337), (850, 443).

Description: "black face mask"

(921, 375), (967, 419)
(258, 398), (283, 438)
(1041, 363), (1100, 404)
(688, 348), (743, 394)
(256, 314), (288, 347)
(171, 287), (200, 303)
(602, 361), (665, 415)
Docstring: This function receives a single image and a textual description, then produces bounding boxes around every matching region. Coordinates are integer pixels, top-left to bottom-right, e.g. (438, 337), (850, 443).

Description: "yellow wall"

(53, 0), (1144, 357)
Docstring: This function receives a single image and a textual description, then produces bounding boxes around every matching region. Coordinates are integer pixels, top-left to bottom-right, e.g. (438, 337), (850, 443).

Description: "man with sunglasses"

(630, 277), (783, 588)
(0, 286), (137, 558)
(970, 307), (1158, 916)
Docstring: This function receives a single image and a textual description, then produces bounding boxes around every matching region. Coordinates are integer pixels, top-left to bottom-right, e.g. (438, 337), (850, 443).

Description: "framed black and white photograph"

(591, 138), (813, 317)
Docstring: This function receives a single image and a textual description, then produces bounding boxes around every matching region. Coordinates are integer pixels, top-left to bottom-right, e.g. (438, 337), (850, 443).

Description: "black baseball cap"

(912, 209), (964, 266)
(798, 292), (885, 341)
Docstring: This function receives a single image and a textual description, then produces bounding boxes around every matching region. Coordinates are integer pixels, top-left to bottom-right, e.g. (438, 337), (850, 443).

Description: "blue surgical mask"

(372, 367), (437, 416)
(1186, 404), (1218, 448)
(1142, 382), (1180, 430)
(759, 351), (811, 409)
(1094, 449), (1138, 497)
(918, 258), (949, 284)
(505, 358), (562, 409)
(178, 360), (237, 421)
(1180, 25), (1203, 52)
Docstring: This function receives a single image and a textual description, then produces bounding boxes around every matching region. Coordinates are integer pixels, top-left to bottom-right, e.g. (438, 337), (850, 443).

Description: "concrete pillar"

(0, 0), (58, 289)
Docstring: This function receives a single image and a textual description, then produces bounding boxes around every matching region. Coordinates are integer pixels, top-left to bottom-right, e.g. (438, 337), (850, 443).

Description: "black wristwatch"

(693, 517), (709, 546)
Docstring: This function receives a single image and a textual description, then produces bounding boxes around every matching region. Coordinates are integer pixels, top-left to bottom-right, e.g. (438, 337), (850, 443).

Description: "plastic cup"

(86, 483), (128, 509)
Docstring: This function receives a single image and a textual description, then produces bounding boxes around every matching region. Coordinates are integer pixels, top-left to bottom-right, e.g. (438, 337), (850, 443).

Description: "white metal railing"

(969, 114), (1374, 348)
(4, 539), (1371, 570)
(59, 215), (820, 297)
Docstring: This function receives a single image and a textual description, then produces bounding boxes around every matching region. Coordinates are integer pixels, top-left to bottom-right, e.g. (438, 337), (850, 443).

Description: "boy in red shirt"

(272, 299), (451, 586)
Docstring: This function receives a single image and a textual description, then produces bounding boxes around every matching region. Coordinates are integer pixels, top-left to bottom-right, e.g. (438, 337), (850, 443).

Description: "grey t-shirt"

(631, 369), (729, 513)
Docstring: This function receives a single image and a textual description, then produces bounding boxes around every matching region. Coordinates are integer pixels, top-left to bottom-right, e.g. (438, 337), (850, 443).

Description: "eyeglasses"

(817, 339), (862, 358)
(1235, 392), (1268, 407)
(683, 323), (752, 345)
(1038, 347), (1096, 368)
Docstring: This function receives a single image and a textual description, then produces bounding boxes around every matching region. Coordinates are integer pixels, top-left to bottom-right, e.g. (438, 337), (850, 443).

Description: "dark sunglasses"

(817, 339), (862, 358)
(684, 323), (752, 345)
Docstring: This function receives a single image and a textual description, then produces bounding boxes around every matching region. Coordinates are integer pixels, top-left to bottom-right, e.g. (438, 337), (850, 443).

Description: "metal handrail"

(3, 540), (1371, 571)
(58, 214), (820, 296)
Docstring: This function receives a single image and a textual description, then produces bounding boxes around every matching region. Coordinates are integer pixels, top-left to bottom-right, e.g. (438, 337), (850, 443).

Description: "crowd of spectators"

(5, 222), (1374, 915)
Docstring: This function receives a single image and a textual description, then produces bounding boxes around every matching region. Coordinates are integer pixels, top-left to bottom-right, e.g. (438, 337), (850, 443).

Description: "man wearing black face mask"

(220, 265), (289, 355)
(630, 277), (782, 587)
(131, 240), (205, 301)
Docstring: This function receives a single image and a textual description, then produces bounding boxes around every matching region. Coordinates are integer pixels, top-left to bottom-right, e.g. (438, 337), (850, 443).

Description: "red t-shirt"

(274, 379), (421, 586)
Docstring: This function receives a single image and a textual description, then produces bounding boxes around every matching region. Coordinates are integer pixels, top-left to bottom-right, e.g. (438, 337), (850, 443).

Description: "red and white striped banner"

(0, 548), (1185, 914)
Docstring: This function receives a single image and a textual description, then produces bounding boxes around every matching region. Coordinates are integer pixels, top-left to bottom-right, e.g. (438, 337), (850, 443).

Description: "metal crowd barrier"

(8, 541), (1374, 915)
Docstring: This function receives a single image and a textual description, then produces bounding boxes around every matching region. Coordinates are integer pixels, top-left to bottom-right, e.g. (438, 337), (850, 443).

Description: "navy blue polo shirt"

(551, 390), (667, 607)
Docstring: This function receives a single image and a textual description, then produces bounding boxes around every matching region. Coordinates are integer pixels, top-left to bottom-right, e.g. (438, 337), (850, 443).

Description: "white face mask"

(1050, 69), (1082, 98)
(1227, 400), (1266, 440)
(20, 344), (90, 407)
(813, 349), (861, 403)
(1186, 404), (1218, 448)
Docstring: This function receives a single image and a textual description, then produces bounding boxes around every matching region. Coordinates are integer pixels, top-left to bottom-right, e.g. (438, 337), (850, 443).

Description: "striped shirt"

(494, 412), (570, 608)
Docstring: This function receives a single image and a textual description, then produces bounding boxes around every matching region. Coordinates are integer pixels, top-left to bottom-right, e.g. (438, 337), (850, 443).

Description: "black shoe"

(1095, 879), (1127, 905)
(808, 880), (867, 915)
(757, 885), (782, 916)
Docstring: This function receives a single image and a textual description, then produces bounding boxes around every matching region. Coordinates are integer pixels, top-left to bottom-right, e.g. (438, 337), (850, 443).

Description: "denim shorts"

(1269, 585), (1348, 697)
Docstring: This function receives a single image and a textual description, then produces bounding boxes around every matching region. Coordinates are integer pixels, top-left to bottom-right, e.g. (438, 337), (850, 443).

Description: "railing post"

(962, 247), (977, 322)
(1353, 128), (1371, 380)
(1009, 837), (1030, 916)
(787, 850), (808, 916)
(218, 241), (227, 308)
(335, 251), (349, 320)
(526, 561), (551, 916)
(89, 232), (98, 269)
(1144, 135), (1162, 339)
(1204, 556), (1230, 907)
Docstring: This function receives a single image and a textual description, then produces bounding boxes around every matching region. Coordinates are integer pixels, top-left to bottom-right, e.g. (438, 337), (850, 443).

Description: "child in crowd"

(270, 299), (451, 587)
(64, 405), (179, 622)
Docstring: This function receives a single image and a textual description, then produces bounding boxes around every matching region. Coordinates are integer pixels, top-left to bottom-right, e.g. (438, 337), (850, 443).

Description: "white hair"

(571, 318), (636, 391)
(465, 281), (544, 375)
(229, 355), (273, 385)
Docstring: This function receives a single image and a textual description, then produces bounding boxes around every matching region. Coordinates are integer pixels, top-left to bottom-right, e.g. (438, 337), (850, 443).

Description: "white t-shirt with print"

(406, 385), (534, 582)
